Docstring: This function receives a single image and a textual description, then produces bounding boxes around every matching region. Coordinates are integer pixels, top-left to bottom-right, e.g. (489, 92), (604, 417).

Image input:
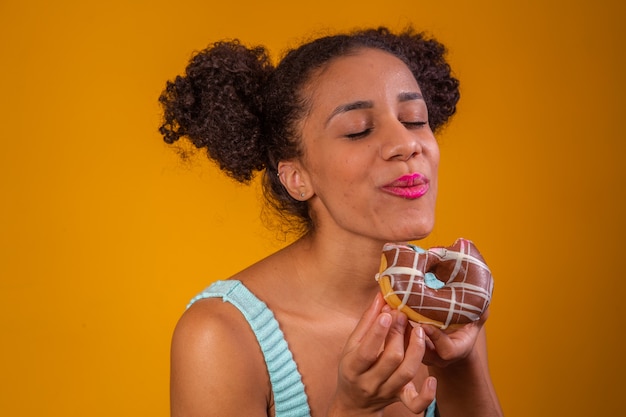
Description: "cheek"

(428, 143), (441, 185)
(309, 157), (369, 217)
(318, 149), (369, 187)
(430, 139), (441, 167)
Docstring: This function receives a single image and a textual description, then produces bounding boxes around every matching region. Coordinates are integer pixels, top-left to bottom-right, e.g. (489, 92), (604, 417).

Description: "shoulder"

(170, 296), (271, 416)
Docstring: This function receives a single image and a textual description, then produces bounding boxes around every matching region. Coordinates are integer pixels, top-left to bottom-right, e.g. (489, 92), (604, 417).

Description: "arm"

(422, 320), (503, 417)
(170, 299), (271, 417)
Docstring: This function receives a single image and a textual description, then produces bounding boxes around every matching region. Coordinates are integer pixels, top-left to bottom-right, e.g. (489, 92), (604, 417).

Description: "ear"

(277, 160), (313, 201)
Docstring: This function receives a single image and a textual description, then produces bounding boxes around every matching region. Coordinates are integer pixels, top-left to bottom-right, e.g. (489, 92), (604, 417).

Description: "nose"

(380, 120), (424, 161)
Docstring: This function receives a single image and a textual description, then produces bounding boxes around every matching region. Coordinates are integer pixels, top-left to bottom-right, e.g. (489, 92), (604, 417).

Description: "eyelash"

(345, 129), (372, 140)
(345, 121), (427, 139)
(404, 121), (428, 128)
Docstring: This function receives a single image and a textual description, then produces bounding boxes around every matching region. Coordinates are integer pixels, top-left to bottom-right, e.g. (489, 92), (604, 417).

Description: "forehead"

(303, 48), (420, 109)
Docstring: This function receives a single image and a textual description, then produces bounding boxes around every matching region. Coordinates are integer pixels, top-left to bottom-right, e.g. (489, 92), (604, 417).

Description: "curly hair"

(159, 26), (460, 234)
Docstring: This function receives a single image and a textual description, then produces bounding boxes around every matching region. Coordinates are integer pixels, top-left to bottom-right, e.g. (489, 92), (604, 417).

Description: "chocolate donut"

(376, 238), (493, 329)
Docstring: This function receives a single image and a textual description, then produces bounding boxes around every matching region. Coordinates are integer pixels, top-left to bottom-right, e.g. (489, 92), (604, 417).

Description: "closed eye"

(402, 121), (428, 129)
(345, 128), (372, 140)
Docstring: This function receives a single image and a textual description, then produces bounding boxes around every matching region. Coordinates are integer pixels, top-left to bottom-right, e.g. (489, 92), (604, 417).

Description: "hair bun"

(159, 41), (274, 182)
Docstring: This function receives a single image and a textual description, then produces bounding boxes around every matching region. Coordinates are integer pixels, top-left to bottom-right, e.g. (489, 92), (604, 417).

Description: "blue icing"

(424, 272), (445, 289)
(406, 245), (443, 289)
(407, 244), (426, 254)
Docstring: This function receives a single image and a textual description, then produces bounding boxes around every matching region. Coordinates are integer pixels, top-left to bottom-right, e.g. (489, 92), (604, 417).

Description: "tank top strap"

(188, 280), (312, 417)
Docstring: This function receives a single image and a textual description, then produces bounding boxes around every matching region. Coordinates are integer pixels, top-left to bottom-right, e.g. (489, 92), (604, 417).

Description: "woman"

(160, 27), (503, 417)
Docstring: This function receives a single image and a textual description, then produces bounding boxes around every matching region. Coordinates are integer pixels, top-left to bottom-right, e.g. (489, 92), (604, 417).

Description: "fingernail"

(379, 313), (392, 327)
(416, 325), (424, 339)
(429, 377), (437, 391)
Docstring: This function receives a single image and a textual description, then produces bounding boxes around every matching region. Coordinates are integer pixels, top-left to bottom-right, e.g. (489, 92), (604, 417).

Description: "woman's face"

(296, 48), (440, 244)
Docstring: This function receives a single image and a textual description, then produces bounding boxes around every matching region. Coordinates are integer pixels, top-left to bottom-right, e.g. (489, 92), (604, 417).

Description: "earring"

(300, 192), (305, 198)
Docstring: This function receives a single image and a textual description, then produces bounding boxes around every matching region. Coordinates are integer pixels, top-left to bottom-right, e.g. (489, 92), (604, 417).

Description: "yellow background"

(1, 0), (624, 416)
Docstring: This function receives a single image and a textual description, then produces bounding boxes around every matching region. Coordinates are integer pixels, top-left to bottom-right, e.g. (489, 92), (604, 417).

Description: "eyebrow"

(398, 91), (424, 102)
(325, 100), (373, 126)
(325, 92), (424, 126)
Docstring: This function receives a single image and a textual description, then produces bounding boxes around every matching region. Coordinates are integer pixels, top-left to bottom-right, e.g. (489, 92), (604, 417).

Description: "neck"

(281, 232), (386, 316)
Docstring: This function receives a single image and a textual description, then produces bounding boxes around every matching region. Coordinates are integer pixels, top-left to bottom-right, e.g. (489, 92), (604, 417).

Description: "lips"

(382, 173), (430, 199)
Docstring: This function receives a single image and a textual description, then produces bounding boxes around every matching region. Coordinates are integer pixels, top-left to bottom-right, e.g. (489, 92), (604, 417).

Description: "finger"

(399, 377), (437, 414)
(403, 324), (427, 370)
(346, 310), (393, 375)
(368, 310), (410, 379)
(422, 325), (443, 345)
(424, 334), (436, 351)
(422, 324), (455, 363)
(346, 293), (387, 347)
(423, 324), (460, 350)
(382, 323), (425, 391)
(423, 323), (479, 363)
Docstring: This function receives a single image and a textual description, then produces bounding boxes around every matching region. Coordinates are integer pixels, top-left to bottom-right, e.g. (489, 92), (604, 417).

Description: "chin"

(392, 205), (436, 241)
(407, 219), (435, 240)
(385, 223), (434, 244)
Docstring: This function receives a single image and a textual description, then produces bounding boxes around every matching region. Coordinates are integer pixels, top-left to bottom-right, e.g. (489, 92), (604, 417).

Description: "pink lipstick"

(382, 173), (429, 199)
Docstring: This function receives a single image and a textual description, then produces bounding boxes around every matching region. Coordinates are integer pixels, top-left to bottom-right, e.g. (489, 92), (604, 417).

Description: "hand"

(421, 309), (489, 368)
(328, 294), (437, 416)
